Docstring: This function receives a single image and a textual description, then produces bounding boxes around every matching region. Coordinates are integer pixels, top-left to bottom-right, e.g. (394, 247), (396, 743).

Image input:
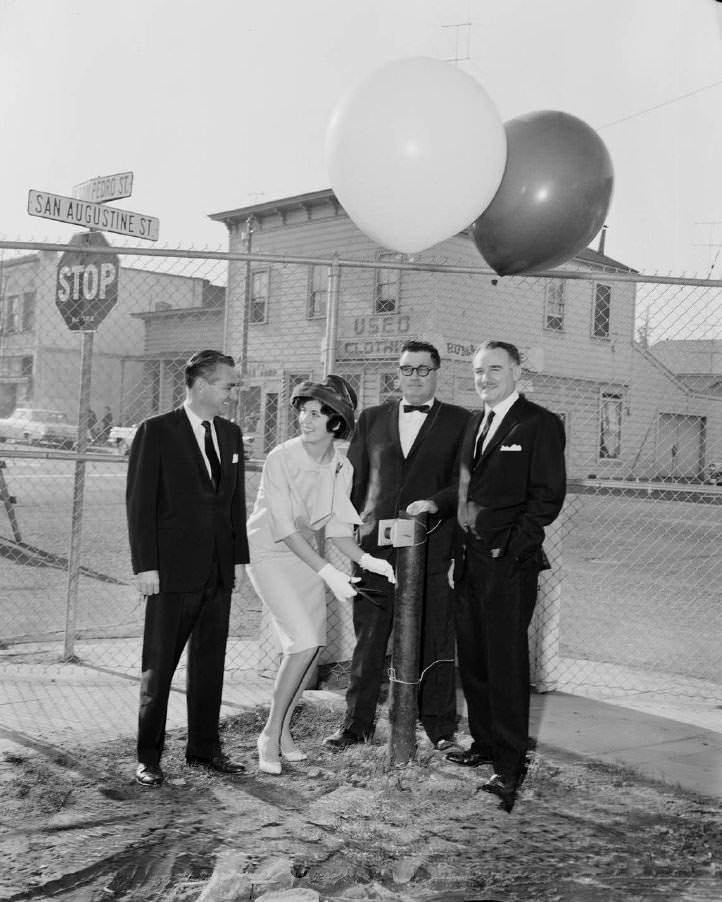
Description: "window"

(599, 392), (622, 460)
(374, 255), (401, 314)
(5, 295), (20, 334)
(307, 265), (327, 319)
(592, 283), (611, 338)
(336, 372), (361, 408)
(380, 371), (399, 402)
(22, 292), (36, 332)
(250, 270), (269, 324)
(544, 281), (565, 331)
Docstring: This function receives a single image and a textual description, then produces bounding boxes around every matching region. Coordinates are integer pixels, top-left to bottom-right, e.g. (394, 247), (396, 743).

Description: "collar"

(485, 389), (519, 422)
(183, 401), (211, 431)
(401, 396), (436, 409)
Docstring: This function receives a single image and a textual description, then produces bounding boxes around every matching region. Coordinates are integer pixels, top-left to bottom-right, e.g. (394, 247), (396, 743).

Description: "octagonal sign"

(55, 231), (119, 331)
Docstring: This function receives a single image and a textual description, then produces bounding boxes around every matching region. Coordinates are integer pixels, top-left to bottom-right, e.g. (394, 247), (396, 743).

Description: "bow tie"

(403, 404), (431, 414)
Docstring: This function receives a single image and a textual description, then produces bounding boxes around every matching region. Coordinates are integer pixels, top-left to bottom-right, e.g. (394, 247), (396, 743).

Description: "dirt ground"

(1, 704), (720, 902)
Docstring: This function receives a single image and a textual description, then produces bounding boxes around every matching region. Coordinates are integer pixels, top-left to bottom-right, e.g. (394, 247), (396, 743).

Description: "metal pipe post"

(321, 254), (340, 377)
(63, 330), (94, 661)
(388, 512), (427, 766)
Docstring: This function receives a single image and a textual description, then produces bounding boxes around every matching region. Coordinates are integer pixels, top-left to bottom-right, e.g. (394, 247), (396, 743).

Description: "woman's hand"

(318, 563), (360, 601)
(359, 553), (396, 584)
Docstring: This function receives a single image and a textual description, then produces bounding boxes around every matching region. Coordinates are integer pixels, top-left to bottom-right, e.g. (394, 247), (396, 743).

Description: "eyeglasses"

(398, 365), (438, 377)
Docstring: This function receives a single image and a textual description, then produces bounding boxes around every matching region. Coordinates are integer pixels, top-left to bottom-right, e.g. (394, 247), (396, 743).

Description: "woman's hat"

(290, 374), (358, 438)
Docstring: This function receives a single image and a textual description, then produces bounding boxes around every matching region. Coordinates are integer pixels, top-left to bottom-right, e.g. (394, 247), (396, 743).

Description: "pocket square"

(500, 444), (522, 452)
(232, 453), (239, 463)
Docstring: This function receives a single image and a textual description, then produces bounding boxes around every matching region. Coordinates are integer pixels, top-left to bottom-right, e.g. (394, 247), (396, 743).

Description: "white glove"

(359, 553), (396, 584)
(318, 563), (359, 602)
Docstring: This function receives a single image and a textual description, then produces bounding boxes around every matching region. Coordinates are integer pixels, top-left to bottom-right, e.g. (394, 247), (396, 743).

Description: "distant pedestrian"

(101, 406), (113, 441)
(87, 407), (98, 441)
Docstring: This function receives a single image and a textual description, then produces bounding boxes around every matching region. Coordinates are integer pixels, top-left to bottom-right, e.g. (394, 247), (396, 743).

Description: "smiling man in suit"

(323, 339), (470, 751)
(127, 349), (250, 787)
(444, 340), (566, 810)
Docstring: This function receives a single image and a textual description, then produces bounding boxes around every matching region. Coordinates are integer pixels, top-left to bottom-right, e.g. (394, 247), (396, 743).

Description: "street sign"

(55, 231), (120, 331)
(72, 171), (134, 204)
(28, 189), (159, 241)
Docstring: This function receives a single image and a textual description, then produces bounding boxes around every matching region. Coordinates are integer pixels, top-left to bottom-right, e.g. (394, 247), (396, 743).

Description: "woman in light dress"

(246, 375), (395, 774)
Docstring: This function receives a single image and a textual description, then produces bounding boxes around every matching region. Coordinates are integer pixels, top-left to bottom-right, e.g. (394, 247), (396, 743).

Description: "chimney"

(597, 224), (607, 256)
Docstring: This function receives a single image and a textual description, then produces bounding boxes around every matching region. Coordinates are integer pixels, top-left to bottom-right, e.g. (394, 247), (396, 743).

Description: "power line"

(598, 78), (722, 129)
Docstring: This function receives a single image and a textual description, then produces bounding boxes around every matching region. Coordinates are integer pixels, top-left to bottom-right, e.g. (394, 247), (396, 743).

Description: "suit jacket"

(347, 399), (471, 573)
(450, 395), (566, 565)
(126, 407), (250, 593)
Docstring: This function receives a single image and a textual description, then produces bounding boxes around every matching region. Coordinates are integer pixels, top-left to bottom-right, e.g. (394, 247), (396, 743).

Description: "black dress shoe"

(135, 762), (163, 786)
(445, 748), (493, 767)
(481, 773), (517, 811)
(322, 728), (369, 749)
(186, 751), (245, 774)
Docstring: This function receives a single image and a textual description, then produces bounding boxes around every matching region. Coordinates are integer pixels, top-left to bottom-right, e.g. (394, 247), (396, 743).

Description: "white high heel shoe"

(280, 735), (308, 762)
(257, 734), (282, 775)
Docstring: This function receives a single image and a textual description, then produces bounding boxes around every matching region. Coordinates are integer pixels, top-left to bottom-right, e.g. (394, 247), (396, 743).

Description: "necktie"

(201, 420), (222, 490)
(473, 410), (495, 465)
(403, 404), (431, 413)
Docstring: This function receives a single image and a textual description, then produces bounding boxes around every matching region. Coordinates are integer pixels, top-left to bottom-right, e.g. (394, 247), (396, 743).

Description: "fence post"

(0, 460), (21, 542)
(388, 512), (427, 766)
(63, 330), (93, 662)
(529, 503), (568, 691)
(321, 255), (340, 377)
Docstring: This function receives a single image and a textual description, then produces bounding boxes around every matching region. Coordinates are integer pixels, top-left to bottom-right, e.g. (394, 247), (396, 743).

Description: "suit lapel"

(479, 398), (524, 463)
(176, 407), (215, 489)
(406, 399), (441, 460)
(215, 417), (233, 493)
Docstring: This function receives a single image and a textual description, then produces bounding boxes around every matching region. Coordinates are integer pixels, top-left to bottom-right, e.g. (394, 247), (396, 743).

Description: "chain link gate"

(0, 237), (720, 752)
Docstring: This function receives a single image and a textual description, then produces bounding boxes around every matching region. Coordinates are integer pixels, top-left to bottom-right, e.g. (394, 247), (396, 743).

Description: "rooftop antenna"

(441, 22), (472, 66)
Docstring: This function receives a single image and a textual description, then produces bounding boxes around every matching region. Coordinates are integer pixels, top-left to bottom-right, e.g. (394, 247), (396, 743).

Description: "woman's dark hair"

(292, 397), (348, 438)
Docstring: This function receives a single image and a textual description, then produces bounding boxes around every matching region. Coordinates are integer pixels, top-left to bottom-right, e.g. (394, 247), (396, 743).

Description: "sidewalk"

(0, 655), (720, 800)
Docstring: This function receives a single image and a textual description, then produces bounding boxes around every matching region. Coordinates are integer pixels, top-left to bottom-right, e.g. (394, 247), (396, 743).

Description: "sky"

(2, 0), (722, 278)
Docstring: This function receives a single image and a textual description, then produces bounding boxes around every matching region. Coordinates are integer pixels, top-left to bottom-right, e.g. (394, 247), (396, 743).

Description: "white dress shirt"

(183, 402), (220, 480)
(475, 390), (519, 457)
(399, 397), (435, 457)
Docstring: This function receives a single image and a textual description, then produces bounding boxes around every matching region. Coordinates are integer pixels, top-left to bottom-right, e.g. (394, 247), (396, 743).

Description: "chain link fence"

(0, 237), (720, 751)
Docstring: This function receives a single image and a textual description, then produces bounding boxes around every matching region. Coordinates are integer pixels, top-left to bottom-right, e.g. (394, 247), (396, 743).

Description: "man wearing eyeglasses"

(324, 339), (470, 751)
(126, 349), (250, 786)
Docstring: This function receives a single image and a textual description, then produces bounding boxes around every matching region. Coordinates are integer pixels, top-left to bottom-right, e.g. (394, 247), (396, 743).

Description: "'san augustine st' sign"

(27, 190), (159, 241)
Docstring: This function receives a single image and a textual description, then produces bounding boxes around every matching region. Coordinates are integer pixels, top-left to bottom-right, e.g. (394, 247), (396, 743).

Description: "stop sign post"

(54, 230), (119, 659)
(55, 230), (119, 331)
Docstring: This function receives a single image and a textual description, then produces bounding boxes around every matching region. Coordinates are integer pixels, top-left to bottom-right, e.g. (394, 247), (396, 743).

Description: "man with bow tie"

(415, 340), (566, 811)
(324, 340), (470, 751)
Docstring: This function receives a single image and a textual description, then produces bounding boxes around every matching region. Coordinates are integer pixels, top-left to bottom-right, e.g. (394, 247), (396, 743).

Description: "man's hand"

(136, 570), (160, 596)
(406, 499), (438, 516)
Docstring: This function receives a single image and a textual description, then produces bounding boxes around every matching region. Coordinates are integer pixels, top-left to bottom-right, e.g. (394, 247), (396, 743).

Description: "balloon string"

(387, 659), (455, 687)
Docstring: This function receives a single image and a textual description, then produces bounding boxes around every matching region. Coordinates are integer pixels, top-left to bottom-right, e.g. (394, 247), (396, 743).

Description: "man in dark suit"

(438, 340), (566, 810)
(126, 349), (250, 786)
(323, 340), (471, 750)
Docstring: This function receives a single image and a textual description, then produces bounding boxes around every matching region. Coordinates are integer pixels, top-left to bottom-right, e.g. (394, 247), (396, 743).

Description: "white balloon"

(325, 57), (507, 254)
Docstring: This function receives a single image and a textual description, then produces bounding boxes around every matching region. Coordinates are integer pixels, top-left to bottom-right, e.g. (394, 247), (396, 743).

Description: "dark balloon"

(471, 110), (614, 276)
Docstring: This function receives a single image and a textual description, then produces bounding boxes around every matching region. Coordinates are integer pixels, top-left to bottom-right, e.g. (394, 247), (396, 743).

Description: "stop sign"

(55, 230), (119, 331)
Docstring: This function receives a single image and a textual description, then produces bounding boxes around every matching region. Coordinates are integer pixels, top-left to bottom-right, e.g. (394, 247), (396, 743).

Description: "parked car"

(109, 423), (256, 460)
(108, 424), (137, 456)
(0, 407), (77, 449)
(705, 460), (722, 485)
